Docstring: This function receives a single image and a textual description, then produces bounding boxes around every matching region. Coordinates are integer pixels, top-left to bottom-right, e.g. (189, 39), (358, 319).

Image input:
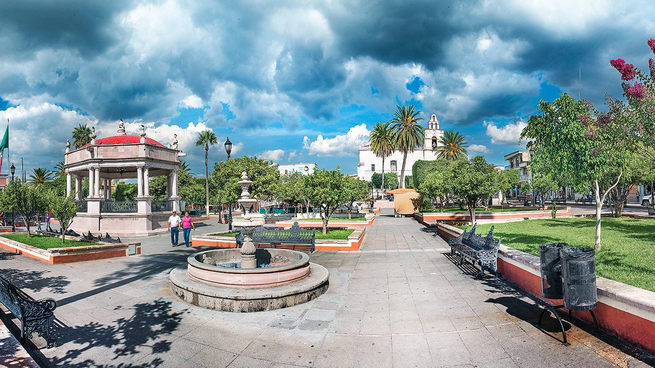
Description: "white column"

(88, 168), (94, 198)
(75, 176), (81, 200)
(94, 167), (100, 199)
(172, 169), (178, 196)
(143, 166), (150, 197)
(108, 180), (113, 200)
(137, 166), (143, 197)
(66, 173), (72, 197)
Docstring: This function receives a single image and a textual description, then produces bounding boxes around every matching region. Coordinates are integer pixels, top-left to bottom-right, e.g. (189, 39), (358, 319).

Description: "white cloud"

(469, 144), (492, 155)
(259, 149), (285, 162)
(288, 150), (298, 162)
(484, 120), (528, 145)
(302, 124), (369, 157)
(180, 95), (203, 109)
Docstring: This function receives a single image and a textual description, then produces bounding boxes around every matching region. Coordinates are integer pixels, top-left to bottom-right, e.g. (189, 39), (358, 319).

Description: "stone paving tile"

(0, 212), (652, 367)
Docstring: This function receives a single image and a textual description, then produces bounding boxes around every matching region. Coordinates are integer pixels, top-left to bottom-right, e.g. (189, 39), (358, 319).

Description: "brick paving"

(0, 212), (652, 367)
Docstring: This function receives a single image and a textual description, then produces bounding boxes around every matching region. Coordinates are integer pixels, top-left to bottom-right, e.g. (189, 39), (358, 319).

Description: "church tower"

(424, 113), (444, 151)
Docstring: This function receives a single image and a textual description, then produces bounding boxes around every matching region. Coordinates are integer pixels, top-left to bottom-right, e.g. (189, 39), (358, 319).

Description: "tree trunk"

(469, 205), (476, 225)
(322, 207), (328, 235)
(348, 201), (352, 220)
(594, 180), (602, 251)
(305, 199), (310, 218)
(61, 225), (66, 244)
(205, 146), (209, 217)
(399, 151), (408, 189)
(381, 156), (385, 192)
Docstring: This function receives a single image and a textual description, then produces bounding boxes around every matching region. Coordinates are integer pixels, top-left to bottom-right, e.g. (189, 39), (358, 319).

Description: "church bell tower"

(424, 113), (443, 151)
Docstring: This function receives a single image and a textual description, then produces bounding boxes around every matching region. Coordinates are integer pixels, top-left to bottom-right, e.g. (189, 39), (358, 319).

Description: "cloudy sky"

(1, 0), (654, 177)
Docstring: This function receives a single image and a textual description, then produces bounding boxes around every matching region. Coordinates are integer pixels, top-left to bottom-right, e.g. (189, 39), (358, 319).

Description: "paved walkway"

(0, 213), (652, 367)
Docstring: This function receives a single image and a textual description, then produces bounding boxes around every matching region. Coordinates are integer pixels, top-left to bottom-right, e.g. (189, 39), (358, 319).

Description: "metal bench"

(330, 213), (366, 219)
(263, 213), (294, 221)
(447, 224), (501, 278)
(0, 276), (57, 347)
(648, 207), (655, 216)
(236, 222), (316, 252)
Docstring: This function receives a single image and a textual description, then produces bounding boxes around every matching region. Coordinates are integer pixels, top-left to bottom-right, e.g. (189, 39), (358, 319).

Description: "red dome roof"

(87, 135), (165, 147)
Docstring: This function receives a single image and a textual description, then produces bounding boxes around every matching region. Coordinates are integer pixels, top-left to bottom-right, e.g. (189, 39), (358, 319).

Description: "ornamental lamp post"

(529, 148), (535, 207)
(225, 137), (233, 230)
(10, 164), (15, 232)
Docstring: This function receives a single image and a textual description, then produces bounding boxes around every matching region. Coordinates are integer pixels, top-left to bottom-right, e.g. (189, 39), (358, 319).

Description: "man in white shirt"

(168, 210), (181, 247)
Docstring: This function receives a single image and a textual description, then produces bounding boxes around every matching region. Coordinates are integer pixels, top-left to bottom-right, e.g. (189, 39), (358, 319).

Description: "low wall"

(416, 207), (572, 225)
(192, 228), (366, 252)
(0, 236), (141, 264)
(274, 215), (375, 228)
(436, 223), (655, 355)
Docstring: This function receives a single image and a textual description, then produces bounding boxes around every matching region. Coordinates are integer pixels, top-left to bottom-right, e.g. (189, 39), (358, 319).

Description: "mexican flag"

(0, 125), (7, 151)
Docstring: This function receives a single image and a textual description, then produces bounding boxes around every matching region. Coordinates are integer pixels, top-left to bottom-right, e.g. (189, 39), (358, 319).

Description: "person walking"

(168, 210), (181, 247)
(37, 213), (42, 231)
(181, 211), (196, 247)
(45, 212), (52, 232)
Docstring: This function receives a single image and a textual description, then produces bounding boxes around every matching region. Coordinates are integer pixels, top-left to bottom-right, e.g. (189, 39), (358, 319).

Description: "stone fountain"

(232, 171), (263, 268)
(169, 172), (329, 312)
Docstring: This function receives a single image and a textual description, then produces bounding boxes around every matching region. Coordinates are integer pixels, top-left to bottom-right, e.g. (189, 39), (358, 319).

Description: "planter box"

(415, 207), (572, 225)
(274, 214), (375, 228)
(435, 223), (655, 355)
(0, 237), (141, 264)
(192, 228), (367, 252)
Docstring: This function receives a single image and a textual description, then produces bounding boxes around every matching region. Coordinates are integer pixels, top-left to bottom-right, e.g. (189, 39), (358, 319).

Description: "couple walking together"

(168, 210), (195, 247)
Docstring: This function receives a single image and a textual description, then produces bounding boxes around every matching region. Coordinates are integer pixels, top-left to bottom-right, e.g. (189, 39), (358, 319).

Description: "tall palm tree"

(369, 122), (395, 191)
(437, 130), (469, 160)
(179, 161), (191, 174)
(53, 161), (66, 177)
(72, 124), (93, 149)
(390, 105), (424, 188)
(195, 130), (218, 216)
(30, 168), (53, 185)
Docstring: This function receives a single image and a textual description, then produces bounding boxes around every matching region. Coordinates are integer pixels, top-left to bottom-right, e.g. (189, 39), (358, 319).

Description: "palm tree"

(195, 130), (218, 216)
(72, 124), (92, 149)
(369, 122), (395, 191)
(390, 105), (424, 188)
(179, 161), (191, 174)
(437, 130), (469, 160)
(53, 161), (66, 177)
(30, 168), (53, 185)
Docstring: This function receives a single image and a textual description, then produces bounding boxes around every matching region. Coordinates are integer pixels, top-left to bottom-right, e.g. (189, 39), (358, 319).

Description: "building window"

(390, 160), (397, 172)
(431, 136), (437, 149)
(371, 164), (375, 172)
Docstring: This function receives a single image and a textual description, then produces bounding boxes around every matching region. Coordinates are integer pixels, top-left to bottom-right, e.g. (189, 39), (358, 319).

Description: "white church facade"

(357, 113), (445, 182)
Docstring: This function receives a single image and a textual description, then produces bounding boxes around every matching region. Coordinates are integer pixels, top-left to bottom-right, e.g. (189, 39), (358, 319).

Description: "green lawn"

(1, 234), (100, 250)
(212, 228), (355, 240)
(423, 207), (544, 213)
(464, 218), (655, 292)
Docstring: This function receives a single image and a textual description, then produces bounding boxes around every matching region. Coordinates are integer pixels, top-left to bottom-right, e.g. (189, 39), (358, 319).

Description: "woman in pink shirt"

(181, 211), (196, 247)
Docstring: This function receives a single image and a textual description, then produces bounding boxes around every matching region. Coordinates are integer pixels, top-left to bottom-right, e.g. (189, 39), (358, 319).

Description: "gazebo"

(64, 122), (181, 237)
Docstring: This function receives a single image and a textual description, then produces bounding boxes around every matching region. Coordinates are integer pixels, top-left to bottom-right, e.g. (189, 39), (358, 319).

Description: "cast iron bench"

(648, 207), (655, 216)
(264, 213), (294, 221)
(0, 276), (57, 347)
(236, 222), (316, 252)
(447, 224), (501, 278)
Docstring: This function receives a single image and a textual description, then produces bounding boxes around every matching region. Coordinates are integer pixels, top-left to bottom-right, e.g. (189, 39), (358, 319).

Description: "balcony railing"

(152, 200), (173, 212)
(101, 200), (137, 213)
(76, 200), (88, 213)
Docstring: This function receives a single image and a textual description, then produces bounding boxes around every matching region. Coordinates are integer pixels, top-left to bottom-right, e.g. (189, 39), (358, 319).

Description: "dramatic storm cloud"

(1, 0), (654, 174)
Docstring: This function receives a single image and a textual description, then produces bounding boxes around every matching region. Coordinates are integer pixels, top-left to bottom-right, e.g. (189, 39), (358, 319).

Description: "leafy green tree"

(369, 122), (395, 191)
(342, 177), (370, 219)
(412, 160), (440, 189)
(437, 130), (468, 160)
(41, 176), (66, 198)
(404, 175), (413, 189)
(53, 161), (66, 177)
(0, 181), (47, 237)
(212, 156), (280, 213)
(276, 171), (310, 215)
(113, 182), (138, 202)
(72, 124), (92, 149)
(304, 169), (349, 234)
(532, 173), (559, 208)
(47, 192), (77, 243)
(391, 105), (424, 188)
(196, 130), (218, 216)
(148, 176), (168, 200)
(605, 149), (648, 217)
(418, 161), (456, 212)
(521, 93), (627, 250)
(451, 156), (497, 224)
(495, 169), (520, 207)
(29, 168), (53, 185)
(371, 172), (398, 190)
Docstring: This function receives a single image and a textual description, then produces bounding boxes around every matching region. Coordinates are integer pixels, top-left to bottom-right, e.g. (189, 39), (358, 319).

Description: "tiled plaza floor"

(0, 212), (653, 367)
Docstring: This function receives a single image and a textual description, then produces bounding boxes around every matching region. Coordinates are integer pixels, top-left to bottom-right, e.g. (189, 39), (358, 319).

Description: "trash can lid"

(539, 243), (569, 251)
(561, 246), (595, 258)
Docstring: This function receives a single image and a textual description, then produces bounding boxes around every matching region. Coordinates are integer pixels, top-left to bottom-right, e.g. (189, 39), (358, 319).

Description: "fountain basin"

(188, 249), (310, 288)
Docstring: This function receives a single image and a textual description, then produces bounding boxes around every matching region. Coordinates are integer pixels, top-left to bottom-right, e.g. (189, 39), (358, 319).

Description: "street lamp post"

(10, 164), (15, 232)
(224, 137), (233, 231)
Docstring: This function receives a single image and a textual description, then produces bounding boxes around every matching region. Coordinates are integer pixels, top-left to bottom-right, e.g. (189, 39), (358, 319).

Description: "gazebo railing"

(101, 201), (137, 213)
(76, 200), (88, 213)
(152, 200), (173, 212)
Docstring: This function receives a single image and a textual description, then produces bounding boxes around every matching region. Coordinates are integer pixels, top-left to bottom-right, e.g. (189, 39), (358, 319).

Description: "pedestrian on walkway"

(168, 210), (181, 247)
(181, 211), (195, 247)
(37, 213), (42, 231)
(45, 212), (52, 232)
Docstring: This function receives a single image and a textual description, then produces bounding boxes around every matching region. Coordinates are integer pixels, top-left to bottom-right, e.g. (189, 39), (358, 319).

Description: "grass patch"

(461, 218), (655, 292)
(210, 229), (355, 240)
(423, 207), (545, 213)
(1, 234), (100, 250)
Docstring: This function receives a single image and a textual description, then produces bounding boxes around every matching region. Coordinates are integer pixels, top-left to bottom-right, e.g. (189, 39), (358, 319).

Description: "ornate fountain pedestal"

(169, 172), (329, 312)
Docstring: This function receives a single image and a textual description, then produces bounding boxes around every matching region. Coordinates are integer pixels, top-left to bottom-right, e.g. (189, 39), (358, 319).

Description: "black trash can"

(561, 246), (597, 311)
(539, 243), (567, 299)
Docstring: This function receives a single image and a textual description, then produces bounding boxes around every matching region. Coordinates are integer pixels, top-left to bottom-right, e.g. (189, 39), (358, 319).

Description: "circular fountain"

(169, 172), (329, 312)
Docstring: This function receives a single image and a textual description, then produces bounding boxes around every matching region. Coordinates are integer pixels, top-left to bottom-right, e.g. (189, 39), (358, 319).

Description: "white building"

(357, 114), (444, 182)
(278, 163), (317, 176)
